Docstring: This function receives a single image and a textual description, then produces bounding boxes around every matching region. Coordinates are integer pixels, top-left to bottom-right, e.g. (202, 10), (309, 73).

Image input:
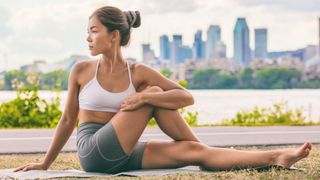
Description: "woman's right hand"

(13, 162), (47, 172)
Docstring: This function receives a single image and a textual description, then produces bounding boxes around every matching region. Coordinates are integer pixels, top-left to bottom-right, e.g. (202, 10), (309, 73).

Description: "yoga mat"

(0, 166), (200, 179)
(0, 165), (304, 179)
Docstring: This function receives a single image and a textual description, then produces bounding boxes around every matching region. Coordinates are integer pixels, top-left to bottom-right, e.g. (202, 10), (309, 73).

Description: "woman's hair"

(90, 6), (141, 46)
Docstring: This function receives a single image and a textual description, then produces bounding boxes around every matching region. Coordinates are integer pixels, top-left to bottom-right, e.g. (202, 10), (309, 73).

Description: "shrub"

(0, 73), (62, 128)
(147, 108), (199, 127)
(219, 101), (317, 126)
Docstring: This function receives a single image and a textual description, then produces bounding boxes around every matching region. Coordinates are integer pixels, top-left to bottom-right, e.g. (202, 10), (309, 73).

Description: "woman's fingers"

(13, 165), (27, 172)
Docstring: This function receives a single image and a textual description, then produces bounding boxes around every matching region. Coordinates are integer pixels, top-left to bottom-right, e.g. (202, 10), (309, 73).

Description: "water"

(1, 89), (319, 124)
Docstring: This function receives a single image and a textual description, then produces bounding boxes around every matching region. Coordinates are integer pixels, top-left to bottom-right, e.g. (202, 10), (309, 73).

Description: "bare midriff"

(79, 109), (117, 125)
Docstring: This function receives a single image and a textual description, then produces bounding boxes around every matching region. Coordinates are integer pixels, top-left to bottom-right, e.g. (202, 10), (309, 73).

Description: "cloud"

(0, 6), (11, 38)
(137, 0), (200, 15)
(237, 0), (320, 13)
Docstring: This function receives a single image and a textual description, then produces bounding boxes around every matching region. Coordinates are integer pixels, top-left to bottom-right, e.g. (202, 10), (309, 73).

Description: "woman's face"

(86, 16), (115, 56)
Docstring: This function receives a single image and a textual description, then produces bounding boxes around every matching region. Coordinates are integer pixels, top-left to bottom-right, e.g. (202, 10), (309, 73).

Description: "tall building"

(180, 45), (193, 64)
(214, 41), (227, 59)
(233, 18), (251, 66)
(254, 28), (268, 58)
(171, 35), (183, 65)
(160, 35), (170, 60)
(206, 25), (221, 59)
(193, 30), (204, 59)
(142, 44), (155, 63)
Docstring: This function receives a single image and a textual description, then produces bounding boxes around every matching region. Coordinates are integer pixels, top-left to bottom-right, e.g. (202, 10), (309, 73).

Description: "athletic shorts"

(76, 121), (147, 174)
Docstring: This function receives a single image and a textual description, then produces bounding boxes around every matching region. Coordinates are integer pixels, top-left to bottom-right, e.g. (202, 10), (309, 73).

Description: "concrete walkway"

(0, 126), (319, 154)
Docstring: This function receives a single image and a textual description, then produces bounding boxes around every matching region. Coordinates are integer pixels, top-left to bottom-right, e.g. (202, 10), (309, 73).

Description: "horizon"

(0, 0), (319, 70)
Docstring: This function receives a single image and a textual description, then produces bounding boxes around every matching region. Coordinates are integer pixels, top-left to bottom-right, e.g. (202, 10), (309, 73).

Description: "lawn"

(1, 145), (319, 179)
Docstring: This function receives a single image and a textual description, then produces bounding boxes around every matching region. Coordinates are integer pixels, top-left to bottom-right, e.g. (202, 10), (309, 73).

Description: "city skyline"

(0, 0), (319, 70)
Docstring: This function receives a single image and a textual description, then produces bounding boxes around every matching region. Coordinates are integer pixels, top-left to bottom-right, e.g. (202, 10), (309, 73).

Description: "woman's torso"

(77, 59), (146, 125)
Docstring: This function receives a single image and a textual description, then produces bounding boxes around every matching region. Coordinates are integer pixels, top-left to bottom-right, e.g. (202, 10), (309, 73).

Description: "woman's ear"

(111, 30), (120, 43)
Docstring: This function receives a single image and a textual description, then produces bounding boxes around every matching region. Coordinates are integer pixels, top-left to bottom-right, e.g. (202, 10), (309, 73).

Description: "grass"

(1, 145), (319, 179)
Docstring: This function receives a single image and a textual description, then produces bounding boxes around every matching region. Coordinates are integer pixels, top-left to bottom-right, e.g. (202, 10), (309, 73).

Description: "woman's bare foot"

(275, 142), (312, 168)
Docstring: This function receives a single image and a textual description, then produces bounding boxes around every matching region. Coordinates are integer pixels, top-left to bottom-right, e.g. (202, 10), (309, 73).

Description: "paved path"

(0, 126), (319, 154)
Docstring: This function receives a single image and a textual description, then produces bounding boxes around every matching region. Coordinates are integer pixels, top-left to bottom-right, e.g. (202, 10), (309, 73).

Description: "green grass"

(1, 145), (319, 179)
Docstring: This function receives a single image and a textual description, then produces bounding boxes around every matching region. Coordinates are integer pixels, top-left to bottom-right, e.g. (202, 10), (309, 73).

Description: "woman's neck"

(101, 49), (126, 73)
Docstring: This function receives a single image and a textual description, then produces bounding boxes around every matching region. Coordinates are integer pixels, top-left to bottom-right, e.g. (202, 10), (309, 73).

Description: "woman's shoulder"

(71, 59), (97, 74)
(129, 61), (152, 73)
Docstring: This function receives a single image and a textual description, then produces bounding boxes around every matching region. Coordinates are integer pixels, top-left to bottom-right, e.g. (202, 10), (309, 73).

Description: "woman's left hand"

(120, 93), (145, 111)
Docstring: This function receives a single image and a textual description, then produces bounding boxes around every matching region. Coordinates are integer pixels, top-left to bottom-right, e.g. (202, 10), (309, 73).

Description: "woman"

(14, 6), (312, 174)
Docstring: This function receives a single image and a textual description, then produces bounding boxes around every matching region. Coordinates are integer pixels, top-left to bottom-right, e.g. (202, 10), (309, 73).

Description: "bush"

(147, 108), (199, 127)
(0, 74), (62, 128)
(219, 101), (317, 126)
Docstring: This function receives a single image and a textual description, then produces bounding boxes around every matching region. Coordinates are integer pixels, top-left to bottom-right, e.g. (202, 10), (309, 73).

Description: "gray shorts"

(76, 122), (147, 174)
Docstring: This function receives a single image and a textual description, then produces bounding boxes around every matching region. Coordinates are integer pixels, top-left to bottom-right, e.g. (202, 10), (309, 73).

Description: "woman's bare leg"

(141, 86), (200, 142)
(111, 86), (312, 170)
(142, 140), (312, 170)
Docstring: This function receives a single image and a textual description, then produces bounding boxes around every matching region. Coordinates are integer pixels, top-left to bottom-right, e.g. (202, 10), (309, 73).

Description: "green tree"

(256, 68), (301, 89)
(239, 68), (254, 88)
(189, 68), (220, 89)
(39, 70), (69, 90)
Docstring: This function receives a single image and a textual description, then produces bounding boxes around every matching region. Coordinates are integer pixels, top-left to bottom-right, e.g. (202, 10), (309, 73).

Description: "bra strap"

(126, 61), (133, 84)
(94, 59), (100, 78)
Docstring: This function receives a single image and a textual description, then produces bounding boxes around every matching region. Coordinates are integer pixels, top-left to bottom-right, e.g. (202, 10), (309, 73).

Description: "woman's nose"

(86, 35), (92, 42)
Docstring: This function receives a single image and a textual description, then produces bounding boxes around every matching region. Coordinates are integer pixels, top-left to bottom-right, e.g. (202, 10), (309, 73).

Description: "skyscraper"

(206, 25), (221, 59)
(142, 44), (155, 63)
(233, 18), (251, 66)
(214, 41), (227, 59)
(171, 35), (183, 65)
(160, 35), (170, 60)
(254, 28), (268, 58)
(193, 30), (204, 59)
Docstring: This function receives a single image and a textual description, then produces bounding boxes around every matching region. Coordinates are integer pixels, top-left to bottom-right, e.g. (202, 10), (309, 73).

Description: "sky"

(0, 0), (319, 70)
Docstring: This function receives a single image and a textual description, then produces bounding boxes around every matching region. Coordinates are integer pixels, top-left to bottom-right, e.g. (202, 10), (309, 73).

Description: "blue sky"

(0, 0), (319, 70)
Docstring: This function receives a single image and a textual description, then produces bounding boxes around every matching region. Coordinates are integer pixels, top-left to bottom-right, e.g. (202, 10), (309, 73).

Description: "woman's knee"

(184, 141), (207, 152)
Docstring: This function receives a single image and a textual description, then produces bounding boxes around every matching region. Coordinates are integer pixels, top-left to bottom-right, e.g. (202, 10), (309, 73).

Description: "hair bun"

(124, 10), (141, 28)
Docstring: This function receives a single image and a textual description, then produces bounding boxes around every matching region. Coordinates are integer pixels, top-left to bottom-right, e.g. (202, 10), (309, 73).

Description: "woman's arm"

(136, 63), (194, 109)
(141, 89), (193, 110)
(14, 62), (82, 171)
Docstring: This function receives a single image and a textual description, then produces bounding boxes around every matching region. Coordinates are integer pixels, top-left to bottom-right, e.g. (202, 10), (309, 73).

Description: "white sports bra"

(78, 59), (136, 112)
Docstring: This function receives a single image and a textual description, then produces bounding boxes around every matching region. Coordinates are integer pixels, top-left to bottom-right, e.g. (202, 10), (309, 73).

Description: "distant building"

(19, 55), (89, 73)
(254, 28), (268, 58)
(142, 43), (156, 63)
(160, 35), (170, 60)
(213, 41), (227, 59)
(303, 45), (318, 62)
(179, 45), (193, 64)
(20, 60), (47, 73)
(206, 25), (221, 59)
(170, 35), (183, 65)
(193, 30), (204, 59)
(233, 18), (251, 66)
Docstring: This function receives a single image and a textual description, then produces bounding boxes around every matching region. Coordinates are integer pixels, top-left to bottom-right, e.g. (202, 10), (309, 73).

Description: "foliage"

(218, 101), (318, 126)
(39, 70), (69, 90)
(147, 108), (199, 127)
(159, 69), (172, 78)
(4, 70), (28, 90)
(189, 67), (320, 89)
(178, 80), (188, 88)
(255, 68), (301, 89)
(0, 73), (62, 128)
